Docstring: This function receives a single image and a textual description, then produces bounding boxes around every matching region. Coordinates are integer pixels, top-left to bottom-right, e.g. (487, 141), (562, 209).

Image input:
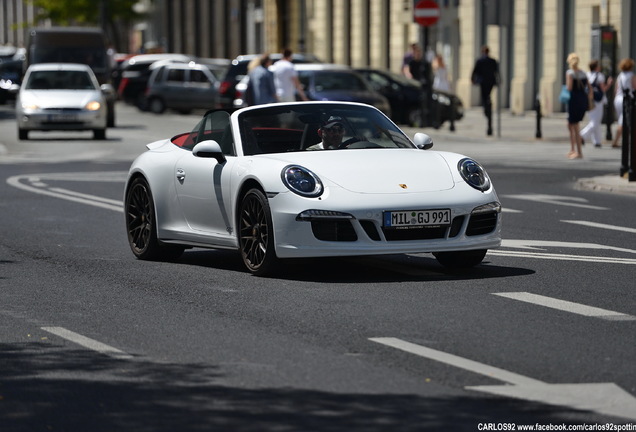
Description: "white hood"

(21, 90), (102, 109)
(269, 149), (456, 193)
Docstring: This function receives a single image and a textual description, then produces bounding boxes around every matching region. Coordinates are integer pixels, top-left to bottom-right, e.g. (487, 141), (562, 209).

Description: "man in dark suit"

(471, 45), (500, 135)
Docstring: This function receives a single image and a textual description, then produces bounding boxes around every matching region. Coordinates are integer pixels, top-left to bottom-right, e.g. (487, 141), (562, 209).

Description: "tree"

(29, 0), (143, 51)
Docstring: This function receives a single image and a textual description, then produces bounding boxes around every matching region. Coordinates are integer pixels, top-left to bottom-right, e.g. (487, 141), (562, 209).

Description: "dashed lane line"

(492, 292), (636, 321)
(41, 326), (133, 359)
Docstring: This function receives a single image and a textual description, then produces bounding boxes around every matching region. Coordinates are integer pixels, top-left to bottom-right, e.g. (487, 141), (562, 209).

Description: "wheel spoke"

(239, 194), (270, 270)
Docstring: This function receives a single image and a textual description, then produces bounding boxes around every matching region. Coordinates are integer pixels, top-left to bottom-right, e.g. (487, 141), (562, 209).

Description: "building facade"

(1, 0), (635, 116)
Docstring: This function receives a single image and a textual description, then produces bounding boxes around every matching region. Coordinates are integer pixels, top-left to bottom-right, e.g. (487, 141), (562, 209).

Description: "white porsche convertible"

(124, 102), (501, 275)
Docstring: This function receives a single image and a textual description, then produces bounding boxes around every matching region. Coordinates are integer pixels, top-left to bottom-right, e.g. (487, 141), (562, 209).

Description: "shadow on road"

(0, 341), (601, 432)
(176, 250), (534, 283)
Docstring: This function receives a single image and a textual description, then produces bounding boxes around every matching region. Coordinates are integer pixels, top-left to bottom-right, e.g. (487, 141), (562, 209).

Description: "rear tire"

(125, 177), (183, 261)
(148, 97), (166, 114)
(434, 249), (487, 269)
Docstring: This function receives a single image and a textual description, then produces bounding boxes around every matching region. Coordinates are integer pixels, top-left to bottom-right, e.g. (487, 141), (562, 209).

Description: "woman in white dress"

(432, 54), (450, 92)
(612, 58), (636, 148)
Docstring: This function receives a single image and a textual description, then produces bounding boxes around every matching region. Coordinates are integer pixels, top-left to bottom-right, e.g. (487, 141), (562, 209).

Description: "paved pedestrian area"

(403, 107), (636, 196)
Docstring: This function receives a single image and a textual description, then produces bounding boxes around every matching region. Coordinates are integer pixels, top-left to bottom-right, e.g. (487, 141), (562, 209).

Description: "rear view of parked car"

(16, 63), (107, 140)
(115, 53), (192, 108)
(144, 62), (219, 114)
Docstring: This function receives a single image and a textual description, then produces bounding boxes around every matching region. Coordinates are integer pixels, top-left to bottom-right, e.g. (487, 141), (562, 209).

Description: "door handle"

(176, 168), (185, 182)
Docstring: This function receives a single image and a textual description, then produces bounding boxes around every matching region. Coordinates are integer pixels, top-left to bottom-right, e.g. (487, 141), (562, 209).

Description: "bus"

(26, 27), (115, 126)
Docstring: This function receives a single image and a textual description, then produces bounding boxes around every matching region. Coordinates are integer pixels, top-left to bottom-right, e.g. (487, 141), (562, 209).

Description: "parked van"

(144, 62), (219, 114)
(26, 27), (116, 126)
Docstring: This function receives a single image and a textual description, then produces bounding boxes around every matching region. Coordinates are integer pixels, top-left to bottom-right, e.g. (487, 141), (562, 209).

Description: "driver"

(307, 116), (345, 150)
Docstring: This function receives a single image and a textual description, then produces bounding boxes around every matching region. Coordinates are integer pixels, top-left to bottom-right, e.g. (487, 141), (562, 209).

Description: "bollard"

(449, 96), (456, 132)
(630, 89), (636, 181)
(620, 89), (636, 181)
(620, 90), (629, 177)
(535, 94), (542, 139)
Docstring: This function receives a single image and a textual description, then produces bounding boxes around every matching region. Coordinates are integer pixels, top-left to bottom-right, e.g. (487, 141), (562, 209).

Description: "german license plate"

(383, 209), (451, 228)
(48, 114), (78, 122)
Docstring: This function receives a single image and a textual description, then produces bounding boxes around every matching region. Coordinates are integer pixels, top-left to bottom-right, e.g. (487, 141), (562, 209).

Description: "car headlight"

(21, 102), (39, 110)
(85, 101), (101, 111)
(458, 158), (491, 192)
(282, 165), (323, 197)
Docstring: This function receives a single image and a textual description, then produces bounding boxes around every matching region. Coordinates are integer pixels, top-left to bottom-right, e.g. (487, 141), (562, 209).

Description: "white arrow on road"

(370, 337), (636, 420)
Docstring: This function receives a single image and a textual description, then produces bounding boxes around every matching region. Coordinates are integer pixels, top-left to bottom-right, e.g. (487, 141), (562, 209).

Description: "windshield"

(238, 103), (414, 155)
(26, 70), (97, 90)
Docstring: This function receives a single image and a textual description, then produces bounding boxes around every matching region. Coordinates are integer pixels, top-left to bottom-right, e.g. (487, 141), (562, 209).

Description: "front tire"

(125, 177), (183, 261)
(18, 128), (28, 140)
(93, 129), (106, 140)
(434, 249), (487, 269)
(238, 188), (279, 275)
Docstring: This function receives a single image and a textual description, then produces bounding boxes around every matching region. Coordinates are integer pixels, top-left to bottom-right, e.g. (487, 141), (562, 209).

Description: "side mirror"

(192, 140), (226, 163)
(414, 132), (434, 150)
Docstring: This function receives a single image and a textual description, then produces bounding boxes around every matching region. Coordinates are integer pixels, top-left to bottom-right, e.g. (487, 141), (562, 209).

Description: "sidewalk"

(403, 107), (636, 196)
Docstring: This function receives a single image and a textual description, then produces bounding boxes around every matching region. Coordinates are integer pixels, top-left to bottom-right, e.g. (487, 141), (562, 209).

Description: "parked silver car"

(16, 63), (108, 140)
(144, 62), (219, 114)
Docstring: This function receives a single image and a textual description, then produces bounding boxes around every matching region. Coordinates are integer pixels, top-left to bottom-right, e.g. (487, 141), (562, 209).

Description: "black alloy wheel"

(125, 177), (183, 261)
(238, 188), (278, 275)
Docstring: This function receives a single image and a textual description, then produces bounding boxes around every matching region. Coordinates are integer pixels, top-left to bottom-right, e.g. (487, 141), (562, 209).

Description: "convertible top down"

(125, 101), (501, 275)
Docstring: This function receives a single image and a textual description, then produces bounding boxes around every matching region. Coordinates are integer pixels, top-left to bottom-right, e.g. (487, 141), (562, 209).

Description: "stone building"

(1, 0), (635, 116)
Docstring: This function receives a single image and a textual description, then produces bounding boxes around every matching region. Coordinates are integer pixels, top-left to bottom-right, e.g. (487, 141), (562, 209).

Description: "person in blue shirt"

(245, 54), (278, 106)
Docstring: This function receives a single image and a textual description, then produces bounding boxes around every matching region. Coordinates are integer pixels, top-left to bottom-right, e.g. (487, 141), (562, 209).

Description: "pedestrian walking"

(402, 43), (418, 79)
(432, 54), (451, 92)
(272, 48), (307, 102)
(564, 53), (592, 159)
(611, 58), (636, 148)
(471, 45), (499, 136)
(245, 54), (277, 106)
(580, 59), (613, 148)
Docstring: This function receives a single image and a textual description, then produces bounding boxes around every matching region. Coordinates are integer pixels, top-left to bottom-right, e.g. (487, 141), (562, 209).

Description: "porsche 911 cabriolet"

(124, 101), (501, 275)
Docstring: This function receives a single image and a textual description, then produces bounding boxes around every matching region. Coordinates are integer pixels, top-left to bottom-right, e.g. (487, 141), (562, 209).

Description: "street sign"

(414, 0), (440, 27)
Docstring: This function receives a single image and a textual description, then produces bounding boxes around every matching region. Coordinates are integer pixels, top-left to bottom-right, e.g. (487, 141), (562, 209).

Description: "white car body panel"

(126, 101), (501, 267)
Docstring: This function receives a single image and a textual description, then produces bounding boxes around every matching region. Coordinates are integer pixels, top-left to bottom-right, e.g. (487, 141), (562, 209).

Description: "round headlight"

(458, 158), (491, 192)
(282, 165), (323, 197)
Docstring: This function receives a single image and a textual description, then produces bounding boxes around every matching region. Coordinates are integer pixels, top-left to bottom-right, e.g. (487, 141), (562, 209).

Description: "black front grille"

(311, 220), (358, 241)
(382, 226), (447, 241)
(466, 212), (498, 236)
(360, 220), (381, 241)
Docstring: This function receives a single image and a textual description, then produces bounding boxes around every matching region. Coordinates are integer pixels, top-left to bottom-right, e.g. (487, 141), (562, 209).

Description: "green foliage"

(29, 0), (141, 25)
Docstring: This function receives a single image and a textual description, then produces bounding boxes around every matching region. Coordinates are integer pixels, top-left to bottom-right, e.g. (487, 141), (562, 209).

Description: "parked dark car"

(115, 53), (192, 107)
(218, 52), (321, 109)
(296, 64), (391, 116)
(355, 68), (463, 127)
(233, 64), (391, 117)
(144, 62), (219, 114)
(0, 59), (23, 104)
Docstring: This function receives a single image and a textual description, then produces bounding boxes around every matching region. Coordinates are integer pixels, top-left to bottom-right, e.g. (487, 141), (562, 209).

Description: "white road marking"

(488, 249), (636, 264)
(561, 220), (636, 234)
(492, 292), (636, 321)
(370, 337), (636, 420)
(370, 337), (541, 386)
(41, 326), (133, 359)
(502, 194), (609, 210)
(6, 173), (125, 213)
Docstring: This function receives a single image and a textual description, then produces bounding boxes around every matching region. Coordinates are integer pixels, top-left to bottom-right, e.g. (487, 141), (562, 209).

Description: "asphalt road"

(1, 103), (635, 431)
